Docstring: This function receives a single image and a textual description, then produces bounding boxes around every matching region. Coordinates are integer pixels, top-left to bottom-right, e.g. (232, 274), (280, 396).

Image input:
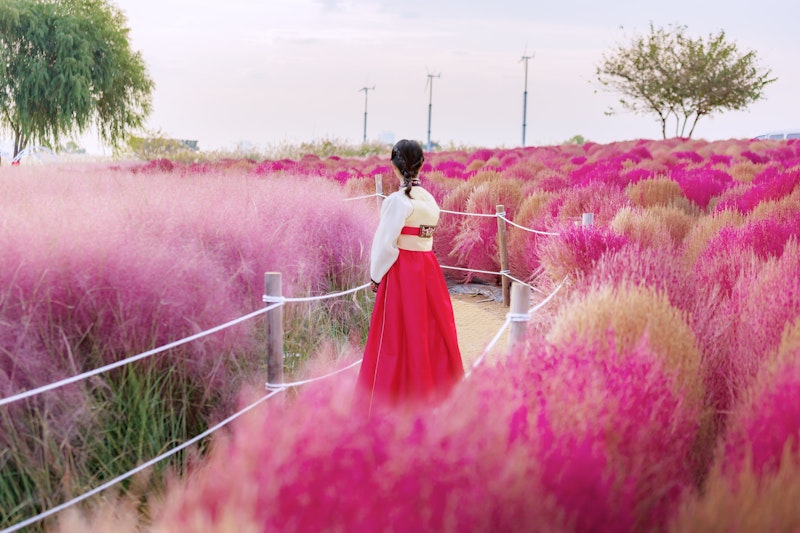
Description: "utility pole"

(520, 53), (535, 147)
(426, 72), (440, 151)
(359, 86), (375, 143)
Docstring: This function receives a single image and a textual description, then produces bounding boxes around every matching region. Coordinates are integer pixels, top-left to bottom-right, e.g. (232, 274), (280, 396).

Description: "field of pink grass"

(0, 163), (377, 528)
(5, 136), (800, 532)
(0, 163), (376, 397)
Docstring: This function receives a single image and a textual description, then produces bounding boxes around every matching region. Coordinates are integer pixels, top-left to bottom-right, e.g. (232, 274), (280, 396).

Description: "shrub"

(537, 225), (629, 283)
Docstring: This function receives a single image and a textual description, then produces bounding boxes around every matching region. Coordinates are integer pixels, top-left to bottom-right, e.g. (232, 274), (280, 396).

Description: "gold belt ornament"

(418, 225), (435, 238)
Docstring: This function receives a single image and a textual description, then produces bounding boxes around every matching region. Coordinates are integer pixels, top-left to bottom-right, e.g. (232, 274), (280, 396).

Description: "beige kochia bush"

(625, 177), (693, 212)
(546, 284), (704, 408)
(681, 208), (745, 266)
(670, 451), (800, 532)
(610, 205), (695, 249)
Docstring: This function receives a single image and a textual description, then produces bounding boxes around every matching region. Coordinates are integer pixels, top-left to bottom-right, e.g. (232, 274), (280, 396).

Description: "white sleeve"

(370, 192), (413, 283)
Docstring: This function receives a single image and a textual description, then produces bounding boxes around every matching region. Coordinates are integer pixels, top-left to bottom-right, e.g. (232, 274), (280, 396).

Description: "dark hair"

(391, 139), (424, 197)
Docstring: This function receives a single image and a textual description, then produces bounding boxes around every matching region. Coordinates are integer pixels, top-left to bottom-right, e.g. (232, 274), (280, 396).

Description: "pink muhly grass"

(0, 165), (374, 436)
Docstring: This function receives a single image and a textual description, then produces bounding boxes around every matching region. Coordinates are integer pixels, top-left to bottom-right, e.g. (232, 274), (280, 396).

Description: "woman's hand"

(370, 280), (380, 293)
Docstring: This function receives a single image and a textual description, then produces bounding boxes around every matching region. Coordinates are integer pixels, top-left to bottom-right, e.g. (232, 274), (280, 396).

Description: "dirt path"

(449, 289), (510, 369)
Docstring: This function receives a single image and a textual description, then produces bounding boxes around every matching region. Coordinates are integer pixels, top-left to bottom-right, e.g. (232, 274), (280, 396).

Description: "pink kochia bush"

(708, 240), (800, 414)
(141, 334), (699, 533)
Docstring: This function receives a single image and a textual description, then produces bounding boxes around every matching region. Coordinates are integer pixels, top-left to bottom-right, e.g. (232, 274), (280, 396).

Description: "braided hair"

(390, 139), (425, 197)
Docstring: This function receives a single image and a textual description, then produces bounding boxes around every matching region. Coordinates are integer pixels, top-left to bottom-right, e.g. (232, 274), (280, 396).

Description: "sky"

(79, 0), (799, 153)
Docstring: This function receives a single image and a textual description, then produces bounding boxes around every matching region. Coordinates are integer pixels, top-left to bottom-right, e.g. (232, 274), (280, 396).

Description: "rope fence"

(1, 178), (577, 532)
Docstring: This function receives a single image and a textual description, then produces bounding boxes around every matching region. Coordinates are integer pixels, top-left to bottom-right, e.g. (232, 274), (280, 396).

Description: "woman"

(357, 139), (464, 413)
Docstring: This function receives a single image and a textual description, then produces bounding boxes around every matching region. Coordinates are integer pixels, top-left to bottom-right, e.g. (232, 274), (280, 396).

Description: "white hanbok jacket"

(369, 187), (440, 284)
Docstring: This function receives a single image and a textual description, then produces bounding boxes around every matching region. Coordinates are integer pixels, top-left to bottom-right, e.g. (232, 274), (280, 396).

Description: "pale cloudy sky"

(89, 0), (799, 152)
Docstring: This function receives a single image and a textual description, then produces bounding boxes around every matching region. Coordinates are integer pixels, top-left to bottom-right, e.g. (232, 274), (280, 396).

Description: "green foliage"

(563, 134), (588, 145)
(264, 136), (391, 160)
(596, 23), (776, 139)
(0, 362), (207, 531)
(0, 0), (153, 158)
(125, 129), (199, 161)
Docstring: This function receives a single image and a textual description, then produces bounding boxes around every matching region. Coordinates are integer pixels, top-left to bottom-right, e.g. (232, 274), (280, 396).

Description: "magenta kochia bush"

(537, 224), (629, 282)
(587, 244), (696, 313)
(714, 165), (800, 214)
(693, 214), (800, 297)
(716, 240), (800, 407)
(668, 166), (733, 209)
(721, 349), (800, 480)
(151, 336), (699, 532)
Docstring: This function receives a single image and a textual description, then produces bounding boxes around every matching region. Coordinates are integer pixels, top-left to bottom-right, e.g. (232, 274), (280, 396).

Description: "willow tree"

(596, 23), (776, 139)
(0, 0), (153, 160)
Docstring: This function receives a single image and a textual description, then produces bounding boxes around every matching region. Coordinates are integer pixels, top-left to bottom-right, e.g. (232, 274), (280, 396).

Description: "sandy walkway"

(449, 292), (510, 370)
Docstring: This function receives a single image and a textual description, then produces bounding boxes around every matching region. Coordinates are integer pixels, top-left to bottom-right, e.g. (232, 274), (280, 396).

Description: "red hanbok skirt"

(357, 249), (464, 412)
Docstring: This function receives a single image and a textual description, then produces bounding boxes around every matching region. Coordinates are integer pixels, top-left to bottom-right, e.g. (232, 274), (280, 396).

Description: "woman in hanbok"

(357, 139), (464, 413)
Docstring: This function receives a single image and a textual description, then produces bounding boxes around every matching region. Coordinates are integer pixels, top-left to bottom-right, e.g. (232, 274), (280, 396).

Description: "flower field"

(2, 136), (800, 531)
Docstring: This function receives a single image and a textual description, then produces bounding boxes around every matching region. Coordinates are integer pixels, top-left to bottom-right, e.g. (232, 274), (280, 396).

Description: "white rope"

(465, 317), (511, 376)
(439, 208), (497, 218)
(464, 276), (567, 377)
(0, 303), (284, 408)
(343, 193), (381, 202)
(262, 283), (371, 304)
(265, 358), (362, 391)
(0, 388), (285, 533)
(502, 272), (542, 293)
(498, 214), (560, 236)
(528, 276), (567, 314)
(440, 265), (505, 277)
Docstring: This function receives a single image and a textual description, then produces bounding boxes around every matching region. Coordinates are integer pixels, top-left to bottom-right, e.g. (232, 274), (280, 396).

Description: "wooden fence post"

(264, 272), (284, 387)
(496, 204), (510, 307)
(509, 282), (531, 349)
